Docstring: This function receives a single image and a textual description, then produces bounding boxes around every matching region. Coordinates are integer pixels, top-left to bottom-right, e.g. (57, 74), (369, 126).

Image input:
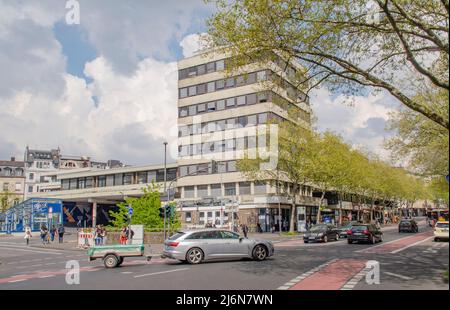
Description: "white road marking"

(30, 264), (42, 267)
(38, 275), (55, 279)
(121, 271), (133, 274)
(340, 265), (370, 290)
(390, 236), (434, 254)
(8, 279), (27, 283)
(134, 268), (189, 278)
(0, 245), (62, 255)
(383, 272), (413, 280)
(45, 263), (56, 265)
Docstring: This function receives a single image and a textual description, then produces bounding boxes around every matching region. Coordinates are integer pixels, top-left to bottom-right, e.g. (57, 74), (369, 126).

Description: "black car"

(399, 219), (419, 233)
(347, 224), (383, 244)
(303, 224), (340, 243)
(337, 221), (360, 238)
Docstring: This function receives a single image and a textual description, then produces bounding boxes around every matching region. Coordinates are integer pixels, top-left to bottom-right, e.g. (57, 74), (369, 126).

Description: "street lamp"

(163, 142), (168, 240)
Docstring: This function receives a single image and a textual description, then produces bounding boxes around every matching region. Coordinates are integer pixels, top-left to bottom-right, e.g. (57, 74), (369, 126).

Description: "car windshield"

(168, 232), (185, 240)
(436, 223), (449, 229)
(352, 225), (368, 232)
(341, 222), (354, 228)
(310, 225), (328, 232)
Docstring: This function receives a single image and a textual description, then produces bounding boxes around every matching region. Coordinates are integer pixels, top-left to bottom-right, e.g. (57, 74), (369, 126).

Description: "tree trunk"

(316, 191), (326, 224)
(338, 192), (343, 225)
(289, 203), (296, 233)
(370, 195), (374, 222)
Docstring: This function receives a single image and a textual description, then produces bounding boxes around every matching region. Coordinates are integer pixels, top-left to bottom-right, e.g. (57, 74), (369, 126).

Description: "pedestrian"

(241, 224), (249, 238)
(257, 222), (262, 233)
(119, 226), (127, 245)
(50, 225), (57, 242)
(40, 224), (48, 245)
(57, 225), (65, 243)
(24, 226), (32, 245)
(76, 218), (82, 228)
(95, 225), (103, 246)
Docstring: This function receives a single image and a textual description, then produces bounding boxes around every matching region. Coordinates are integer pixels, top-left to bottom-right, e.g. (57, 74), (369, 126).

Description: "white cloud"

(179, 33), (209, 58)
(310, 87), (397, 159)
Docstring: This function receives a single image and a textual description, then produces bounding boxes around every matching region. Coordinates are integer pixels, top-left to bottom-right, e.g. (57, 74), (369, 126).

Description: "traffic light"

(159, 207), (165, 218)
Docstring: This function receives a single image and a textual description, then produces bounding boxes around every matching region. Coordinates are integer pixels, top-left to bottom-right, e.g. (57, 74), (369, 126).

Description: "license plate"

(354, 233), (361, 235)
(309, 237), (315, 240)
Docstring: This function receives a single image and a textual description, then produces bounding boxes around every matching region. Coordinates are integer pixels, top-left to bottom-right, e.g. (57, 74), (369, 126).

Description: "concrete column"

(92, 202), (97, 228)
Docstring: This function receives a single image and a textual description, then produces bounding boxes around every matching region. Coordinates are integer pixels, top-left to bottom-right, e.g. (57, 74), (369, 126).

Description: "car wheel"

(347, 239), (353, 244)
(335, 234), (340, 241)
(323, 236), (328, 243)
(186, 248), (204, 264)
(253, 245), (268, 261)
(103, 254), (119, 268)
(304, 240), (309, 244)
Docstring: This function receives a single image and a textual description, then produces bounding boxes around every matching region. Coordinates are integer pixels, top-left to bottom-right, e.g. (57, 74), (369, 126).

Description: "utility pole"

(277, 170), (282, 235)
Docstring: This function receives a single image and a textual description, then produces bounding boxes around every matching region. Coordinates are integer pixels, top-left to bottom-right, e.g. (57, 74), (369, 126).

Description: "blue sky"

(0, 0), (395, 165)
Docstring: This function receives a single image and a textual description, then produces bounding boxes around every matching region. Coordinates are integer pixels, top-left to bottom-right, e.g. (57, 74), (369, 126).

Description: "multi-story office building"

(176, 50), (323, 231)
(0, 157), (25, 212)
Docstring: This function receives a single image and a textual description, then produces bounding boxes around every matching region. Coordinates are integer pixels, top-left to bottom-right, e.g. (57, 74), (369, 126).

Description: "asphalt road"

(0, 219), (447, 290)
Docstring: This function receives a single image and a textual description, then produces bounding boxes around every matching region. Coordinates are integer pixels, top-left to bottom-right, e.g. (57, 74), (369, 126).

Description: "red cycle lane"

(357, 231), (433, 254)
(289, 259), (367, 290)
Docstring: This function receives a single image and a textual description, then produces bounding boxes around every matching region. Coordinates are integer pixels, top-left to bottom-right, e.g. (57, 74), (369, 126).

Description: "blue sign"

(128, 206), (133, 216)
(446, 175), (449, 183)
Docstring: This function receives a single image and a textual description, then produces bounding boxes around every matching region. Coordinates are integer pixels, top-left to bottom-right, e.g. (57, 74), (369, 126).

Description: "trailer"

(87, 244), (151, 268)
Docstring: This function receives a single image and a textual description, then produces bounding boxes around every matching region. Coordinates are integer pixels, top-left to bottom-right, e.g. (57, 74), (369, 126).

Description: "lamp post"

(163, 142), (168, 240)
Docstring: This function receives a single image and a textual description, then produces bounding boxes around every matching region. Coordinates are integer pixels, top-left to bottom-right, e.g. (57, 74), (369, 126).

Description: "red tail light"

(168, 242), (179, 247)
(363, 230), (370, 235)
(346, 229), (353, 235)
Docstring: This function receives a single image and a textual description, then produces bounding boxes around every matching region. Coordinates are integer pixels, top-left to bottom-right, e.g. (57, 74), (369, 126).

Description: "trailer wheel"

(103, 254), (119, 268)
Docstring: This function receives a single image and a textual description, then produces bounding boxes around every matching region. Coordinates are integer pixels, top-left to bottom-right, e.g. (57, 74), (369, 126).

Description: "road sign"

(128, 206), (133, 215)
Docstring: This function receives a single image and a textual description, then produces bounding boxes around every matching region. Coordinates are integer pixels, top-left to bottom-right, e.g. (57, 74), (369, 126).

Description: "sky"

(0, 0), (398, 166)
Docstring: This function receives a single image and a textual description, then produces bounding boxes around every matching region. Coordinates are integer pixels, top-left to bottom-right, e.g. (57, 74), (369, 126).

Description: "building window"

(179, 88), (188, 98)
(254, 181), (266, 194)
(247, 72), (256, 84)
(210, 184), (222, 197)
(3, 183), (9, 191)
(216, 79), (225, 90)
(216, 99), (225, 110)
(188, 86), (197, 96)
(197, 64), (206, 75)
(225, 77), (235, 88)
(188, 105), (196, 116)
(227, 161), (237, 172)
(207, 101), (216, 112)
(238, 116), (247, 127)
(258, 92), (268, 103)
(226, 118), (236, 129)
(179, 166), (188, 177)
(123, 173), (133, 185)
(96, 176), (105, 187)
(197, 103), (206, 113)
(114, 174), (123, 186)
(138, 172), (147, 184)
(78, 178), (86, 189)
(197, 185), (208, 198)
(257, 70), (267, 81)
(216, 59), (225, 71)
(258, 113), (268, 124)
(185, 212), (192, 222)
(224, 183), (236, 196)
(236, 75), (246, 87)
(62, 179), (69, 190)
(247, 115), (257, 126)
(147, 171), (157, 182)
(207, 82), (215, 93)
(226, 98), (235, 108)
(236, 96), (246, 106)
(239, 182), (251, 195)
(28, 185), (33, 192)
(15, 182), (22, 192)
(86, 177), (93, 188)
(179, 107), (188, 117)
(106, 175), (115, 187)
(206, 62), (215, 73)
(184, 186), (195, 198)
(197, 83), (206, 95)
(29, 173), (34, 180)
(247, 93), (257, 105)
(69, 178), (78, 190)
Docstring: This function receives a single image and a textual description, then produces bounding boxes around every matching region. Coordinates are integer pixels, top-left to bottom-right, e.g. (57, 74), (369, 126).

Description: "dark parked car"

(303, 224), (340, 243)
(337, 221), (360, 238)
(347, 224), (383, 244)
(398, 219), (419, 233)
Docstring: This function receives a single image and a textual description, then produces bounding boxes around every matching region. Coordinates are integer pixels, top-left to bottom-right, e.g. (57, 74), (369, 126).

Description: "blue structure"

(0, 198), (63, 233)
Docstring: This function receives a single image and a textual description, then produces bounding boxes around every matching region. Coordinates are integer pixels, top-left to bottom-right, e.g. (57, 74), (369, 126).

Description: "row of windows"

(178, 134), (271, 157)
(179, 70), (267, 99)
(183, 181), (267, 198)
(61, 169), (177, 190)
(179, 92), (269, 117)
(1, 182), (23, 192)
(0, 167), (24, 177)
(178, 112), (275, 137)
(179, 161), (238, 177)
(178, 59), (226, 80)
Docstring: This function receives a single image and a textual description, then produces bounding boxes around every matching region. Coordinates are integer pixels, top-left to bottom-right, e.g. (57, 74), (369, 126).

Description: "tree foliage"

(207, 0), (449, 129)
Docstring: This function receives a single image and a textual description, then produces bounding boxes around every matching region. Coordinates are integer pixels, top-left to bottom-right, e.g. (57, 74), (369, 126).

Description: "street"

(0, 220), (447, 290)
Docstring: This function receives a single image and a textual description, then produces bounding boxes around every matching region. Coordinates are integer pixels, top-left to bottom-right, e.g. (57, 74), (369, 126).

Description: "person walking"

(50, 225), (57, 242)
(241, 224), (249, 238)
(40, 225), (49, 245)
(24, 226), (32, 245)
(256, 222), (262, 233)
(57, 225), (65, 243)
(101, 225), (107, 245)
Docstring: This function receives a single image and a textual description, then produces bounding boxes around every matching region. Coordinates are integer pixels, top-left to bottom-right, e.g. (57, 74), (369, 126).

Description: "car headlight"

(318, 233), (323, 237)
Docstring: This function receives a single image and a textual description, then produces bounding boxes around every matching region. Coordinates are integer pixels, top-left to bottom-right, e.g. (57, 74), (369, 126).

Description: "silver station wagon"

(162, 229), (274, 264)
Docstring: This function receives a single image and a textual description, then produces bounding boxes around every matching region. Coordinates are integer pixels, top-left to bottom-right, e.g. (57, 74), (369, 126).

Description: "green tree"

(386, 90), (449, 176)
(207, 0), (449, 129)
(0, 190), (12, 213)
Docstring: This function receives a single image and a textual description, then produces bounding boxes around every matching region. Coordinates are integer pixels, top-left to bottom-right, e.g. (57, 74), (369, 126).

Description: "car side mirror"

(239, 237), (244, 242)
